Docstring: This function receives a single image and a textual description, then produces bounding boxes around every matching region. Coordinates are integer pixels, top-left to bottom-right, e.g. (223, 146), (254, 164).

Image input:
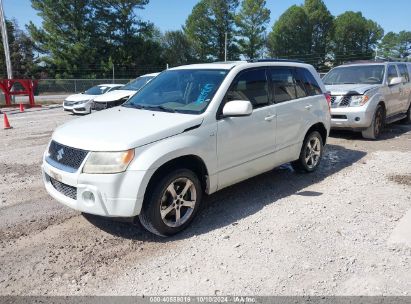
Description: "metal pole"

(0, 0), (12, 79)
(112, 63), (115, 83)
(224, 32), (228, 62)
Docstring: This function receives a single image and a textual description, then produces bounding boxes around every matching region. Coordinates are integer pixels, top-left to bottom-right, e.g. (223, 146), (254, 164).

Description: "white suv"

(42, 61), (331, 236)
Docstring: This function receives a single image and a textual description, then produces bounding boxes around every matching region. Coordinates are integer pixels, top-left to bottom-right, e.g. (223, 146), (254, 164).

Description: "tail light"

(324, 92), (331, 112)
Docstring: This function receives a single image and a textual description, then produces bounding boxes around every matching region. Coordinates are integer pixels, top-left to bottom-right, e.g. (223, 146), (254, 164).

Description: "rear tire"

(291, 131), (324, 173)
(362, 105), (384, 139)
(139, 169), (202, 237)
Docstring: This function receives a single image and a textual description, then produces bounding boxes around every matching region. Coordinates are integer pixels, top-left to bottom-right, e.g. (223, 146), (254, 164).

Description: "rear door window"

(226, 69), (269, 109)
(270, 67), (299, 103)
(398, 64), (410, 82)
(387, 65), (398, 83)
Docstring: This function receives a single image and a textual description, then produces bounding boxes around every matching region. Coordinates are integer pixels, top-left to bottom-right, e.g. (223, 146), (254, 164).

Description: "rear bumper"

(330, 107), (373, 130)
(42, 161), (146, 217)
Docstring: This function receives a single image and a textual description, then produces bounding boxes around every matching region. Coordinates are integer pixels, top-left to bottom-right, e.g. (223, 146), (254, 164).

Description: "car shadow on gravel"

(330, 122), (411, 141)
(84, 144), (366, 242)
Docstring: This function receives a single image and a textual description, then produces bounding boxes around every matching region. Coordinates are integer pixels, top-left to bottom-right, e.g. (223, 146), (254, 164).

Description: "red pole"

(28, 80), (35, 107)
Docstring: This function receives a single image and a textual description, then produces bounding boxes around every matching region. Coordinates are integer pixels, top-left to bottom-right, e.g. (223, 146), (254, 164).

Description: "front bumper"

(330, 107), (374, 130)
(63, 102), (91, 114)
(42, 160), (147, 217)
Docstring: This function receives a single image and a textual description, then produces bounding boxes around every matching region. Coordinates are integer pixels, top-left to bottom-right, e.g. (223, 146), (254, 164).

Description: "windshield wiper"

(144, 105), (176, 113)
(122, 104), (177, 113)
(122, 104), (143, 109)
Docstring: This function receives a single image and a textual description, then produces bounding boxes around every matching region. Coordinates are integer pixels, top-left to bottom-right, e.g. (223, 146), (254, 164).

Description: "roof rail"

(248, 58), (305, 64)
(342, 58), (406, 65)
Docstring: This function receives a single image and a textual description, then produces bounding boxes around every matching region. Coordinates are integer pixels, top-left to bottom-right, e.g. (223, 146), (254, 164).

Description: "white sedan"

(93, 73), (160, 111)
(63, 84), (124, 114)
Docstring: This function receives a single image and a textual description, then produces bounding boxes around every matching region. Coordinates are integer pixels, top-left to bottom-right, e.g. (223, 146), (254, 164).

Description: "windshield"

(323, 65), (385, 85)
(123, 69), (229, 114)
(122, 76), (155, 91)
(84, 85), (112, 95)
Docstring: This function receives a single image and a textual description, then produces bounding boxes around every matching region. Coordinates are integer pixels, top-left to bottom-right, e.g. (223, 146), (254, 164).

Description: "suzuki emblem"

(56, 148), (65, 161)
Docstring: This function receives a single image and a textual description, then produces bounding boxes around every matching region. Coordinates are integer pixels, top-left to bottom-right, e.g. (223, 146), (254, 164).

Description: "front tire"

(362, 105), (384, 139)
(139, 169), (202, 237)
(291, 131), (324, 173)
(401, 101), (411, 124)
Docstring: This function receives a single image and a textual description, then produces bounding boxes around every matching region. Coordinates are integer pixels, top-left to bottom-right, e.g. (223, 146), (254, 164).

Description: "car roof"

(171, 61), (313, 71)
(97, 84), (124, 87)
(340, 61), (409, 68)
(141, 72), (160, 77)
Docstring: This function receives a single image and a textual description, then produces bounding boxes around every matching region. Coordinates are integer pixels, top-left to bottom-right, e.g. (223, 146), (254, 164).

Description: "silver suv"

(323, 62), (411, 139)
(42, 60), (331, 236)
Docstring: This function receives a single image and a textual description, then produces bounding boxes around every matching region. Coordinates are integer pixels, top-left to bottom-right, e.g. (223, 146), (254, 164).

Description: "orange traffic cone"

(19, 103), (24, 112)
(3, 113), (12, 129)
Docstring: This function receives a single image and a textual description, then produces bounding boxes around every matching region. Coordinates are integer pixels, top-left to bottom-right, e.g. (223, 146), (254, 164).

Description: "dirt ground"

(0, 106), (410, 296)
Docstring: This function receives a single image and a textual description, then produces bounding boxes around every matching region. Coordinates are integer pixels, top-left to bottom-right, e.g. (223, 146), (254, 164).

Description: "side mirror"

(222, 100), (253, 117)
(389, 77), (405, 86)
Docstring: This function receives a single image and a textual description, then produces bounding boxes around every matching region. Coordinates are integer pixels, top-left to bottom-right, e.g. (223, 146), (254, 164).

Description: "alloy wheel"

(304, 137), (321, 169)
(159, 177), (197, 228)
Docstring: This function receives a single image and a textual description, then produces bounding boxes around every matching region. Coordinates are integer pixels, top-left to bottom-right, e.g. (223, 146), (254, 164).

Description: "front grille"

(339, 96), (351, 107)
(47, 141), (88, 172)
(49, 175), (77, 200)
(93, 102), (107, 111)
(331, 95), (351, 107)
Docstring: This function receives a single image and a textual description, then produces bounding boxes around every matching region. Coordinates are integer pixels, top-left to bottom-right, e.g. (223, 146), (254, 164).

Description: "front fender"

(128, 124), (218, 200)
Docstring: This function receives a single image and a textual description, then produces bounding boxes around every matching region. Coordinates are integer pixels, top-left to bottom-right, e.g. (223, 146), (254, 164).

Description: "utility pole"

(224, 32), (228, 62)
(0, 0), (12, 79)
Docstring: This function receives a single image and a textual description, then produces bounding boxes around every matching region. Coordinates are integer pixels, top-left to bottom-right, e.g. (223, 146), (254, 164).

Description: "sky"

(3, 0), (411, 34)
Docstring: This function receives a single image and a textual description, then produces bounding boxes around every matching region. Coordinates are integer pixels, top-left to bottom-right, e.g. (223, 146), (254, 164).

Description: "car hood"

(52, 107), (203, 151)
(65, 93), (96, 102)
(325, 84), (380, 95)
(93, 90), (136, 102)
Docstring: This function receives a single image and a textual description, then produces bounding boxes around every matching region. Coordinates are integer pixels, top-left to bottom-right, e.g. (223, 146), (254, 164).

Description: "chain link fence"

(0, 79), (134, 106)
(35, 79), (132, 95)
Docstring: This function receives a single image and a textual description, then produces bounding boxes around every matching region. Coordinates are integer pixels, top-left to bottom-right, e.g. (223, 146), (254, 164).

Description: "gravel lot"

(0, 106), (410, 296)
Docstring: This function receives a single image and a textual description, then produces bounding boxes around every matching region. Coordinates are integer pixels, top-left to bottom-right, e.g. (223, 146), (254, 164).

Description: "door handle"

(305, 104), (313, 110)
(264, 114), (276, 121)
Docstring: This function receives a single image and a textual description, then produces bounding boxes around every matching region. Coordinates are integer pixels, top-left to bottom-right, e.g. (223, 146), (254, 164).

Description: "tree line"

(0, 0), (410, 79)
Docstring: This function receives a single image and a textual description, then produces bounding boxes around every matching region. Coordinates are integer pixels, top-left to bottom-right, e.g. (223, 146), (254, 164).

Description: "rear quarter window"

(297, 68), (322, 96)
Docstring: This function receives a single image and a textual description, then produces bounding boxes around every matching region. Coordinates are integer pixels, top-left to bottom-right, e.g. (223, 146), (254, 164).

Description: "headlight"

(350, 95), (369, 107)
(74, 99), (92, 105)
(83, 150), (135, 174)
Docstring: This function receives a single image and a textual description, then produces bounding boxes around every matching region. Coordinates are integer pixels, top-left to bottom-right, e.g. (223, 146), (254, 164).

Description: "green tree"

(1, 19), (36, 78)
(236, 0), (270, 60)
(92, 0), (163, 77)
(185, 0), (239, 61)
(379, 31), (411, 60)
(161, 30), (196, 66)
(303, 0), (333, 68)
(268, 5), (311, 59)
(332, 11), (383, 65)
(397, 31), (411, 59)
(379, 32), (400, 58)
(28, 0), (157, 78)
(28, 0), (98, 78)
